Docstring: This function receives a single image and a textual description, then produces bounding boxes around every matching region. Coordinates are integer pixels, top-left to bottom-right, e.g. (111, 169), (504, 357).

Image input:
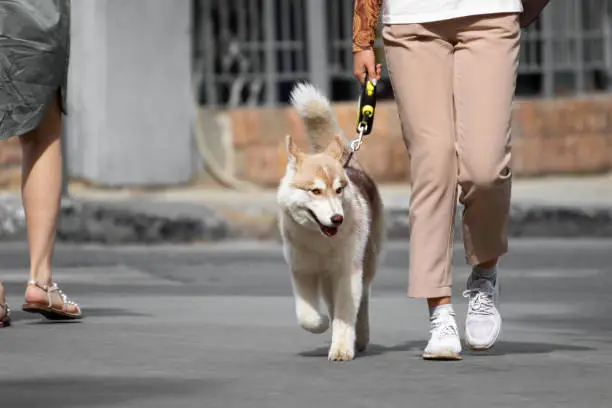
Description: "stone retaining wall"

(1, 94), (611, 189)
(227, 94), (612, 187)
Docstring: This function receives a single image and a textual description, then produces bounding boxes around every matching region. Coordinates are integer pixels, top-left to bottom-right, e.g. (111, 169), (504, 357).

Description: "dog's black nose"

(330, 214), (344, 226)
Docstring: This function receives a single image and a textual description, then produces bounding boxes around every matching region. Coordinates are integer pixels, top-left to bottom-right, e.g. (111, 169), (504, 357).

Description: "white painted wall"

(65, 0), (194, 187)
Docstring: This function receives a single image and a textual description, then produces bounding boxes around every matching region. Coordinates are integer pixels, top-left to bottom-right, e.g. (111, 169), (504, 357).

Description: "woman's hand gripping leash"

(344, 73), (379, 168)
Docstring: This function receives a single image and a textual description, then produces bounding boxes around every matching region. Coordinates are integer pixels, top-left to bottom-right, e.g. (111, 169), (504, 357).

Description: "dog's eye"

(311, 188), (322, 196)
(335, 187), (344, 194)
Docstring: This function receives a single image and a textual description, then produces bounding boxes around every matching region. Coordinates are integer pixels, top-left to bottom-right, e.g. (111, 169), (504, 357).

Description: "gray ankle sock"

(472, 265), (498, 283)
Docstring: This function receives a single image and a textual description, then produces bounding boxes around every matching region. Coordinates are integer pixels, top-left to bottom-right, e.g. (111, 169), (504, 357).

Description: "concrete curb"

(506, 203), (612, 238)
(1, 196), (611, 244)
(386, 203), (612, 240)
(0, 197), (231, 244)
(56, 200), (231, 243)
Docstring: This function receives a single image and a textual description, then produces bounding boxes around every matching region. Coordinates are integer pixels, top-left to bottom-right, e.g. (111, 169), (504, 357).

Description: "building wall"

(64, 0), (194, 188)
(217, 95), (612, 187)
(2, 94), (611, 189)
(2, 1), (611, 189)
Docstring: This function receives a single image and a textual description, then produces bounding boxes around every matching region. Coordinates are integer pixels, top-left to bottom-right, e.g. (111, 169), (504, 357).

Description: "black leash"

(344, 73), (378, 168)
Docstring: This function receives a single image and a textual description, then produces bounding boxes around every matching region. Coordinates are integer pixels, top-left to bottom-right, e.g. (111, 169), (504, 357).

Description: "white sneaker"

(422, 308), (462, 360)
(463, 272), (501, 350)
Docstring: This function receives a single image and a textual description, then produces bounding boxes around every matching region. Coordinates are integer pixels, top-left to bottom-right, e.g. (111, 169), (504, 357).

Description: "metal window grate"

(194, 0), (612, 107)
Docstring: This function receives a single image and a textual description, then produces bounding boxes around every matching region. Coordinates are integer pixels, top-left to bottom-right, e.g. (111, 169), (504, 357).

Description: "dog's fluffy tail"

(289, 82), (337, 153)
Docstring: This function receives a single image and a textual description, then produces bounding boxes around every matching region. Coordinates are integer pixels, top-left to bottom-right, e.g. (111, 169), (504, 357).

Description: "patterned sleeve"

(352, 0), (382, 53)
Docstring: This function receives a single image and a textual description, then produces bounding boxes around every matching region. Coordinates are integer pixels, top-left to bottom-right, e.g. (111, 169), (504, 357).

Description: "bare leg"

(0, 280), (9, 326)
(428, 296), (452, 309)
(0, 280), (5, 317)
(20, 93), (79, 314)
(477, 258), (498, 269)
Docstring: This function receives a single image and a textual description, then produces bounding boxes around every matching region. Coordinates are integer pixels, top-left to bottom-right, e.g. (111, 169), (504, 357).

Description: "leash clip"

(351, 123), (367, 152)
(344, 124), (366, 168)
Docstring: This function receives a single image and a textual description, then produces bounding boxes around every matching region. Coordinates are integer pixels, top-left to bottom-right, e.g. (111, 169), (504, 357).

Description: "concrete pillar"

(65, 0), (194, 187)
(305, 0), (330, 98)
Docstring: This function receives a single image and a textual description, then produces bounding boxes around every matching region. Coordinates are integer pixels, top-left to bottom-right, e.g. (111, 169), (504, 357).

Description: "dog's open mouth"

(307, 209), (339, 237)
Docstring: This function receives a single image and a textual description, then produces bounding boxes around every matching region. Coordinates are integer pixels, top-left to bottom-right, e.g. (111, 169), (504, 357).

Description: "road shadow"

(299, 340), (595, 359)
(463, 340), (595, 357)
(9, 307), (151, 324)
(0, 376), (222, 408)
(514, 315), (612, 335)
(298, 341), (424, 359)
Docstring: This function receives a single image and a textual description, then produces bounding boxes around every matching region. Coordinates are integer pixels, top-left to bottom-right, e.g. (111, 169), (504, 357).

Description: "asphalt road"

(1, 239), (611, 408)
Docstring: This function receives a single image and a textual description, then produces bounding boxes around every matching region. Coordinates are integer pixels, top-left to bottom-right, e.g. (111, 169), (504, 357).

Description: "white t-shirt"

(382, 0), (524, 24)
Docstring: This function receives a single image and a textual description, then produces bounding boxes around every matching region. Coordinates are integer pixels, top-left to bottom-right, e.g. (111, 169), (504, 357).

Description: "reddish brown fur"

(288, 134), (349, 196)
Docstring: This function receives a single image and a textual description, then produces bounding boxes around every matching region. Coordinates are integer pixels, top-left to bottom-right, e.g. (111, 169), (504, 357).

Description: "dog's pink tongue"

(322, 227), (338, 237)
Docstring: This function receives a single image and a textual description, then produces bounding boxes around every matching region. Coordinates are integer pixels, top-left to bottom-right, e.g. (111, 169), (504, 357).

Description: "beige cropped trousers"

(382, 13), (521, 299)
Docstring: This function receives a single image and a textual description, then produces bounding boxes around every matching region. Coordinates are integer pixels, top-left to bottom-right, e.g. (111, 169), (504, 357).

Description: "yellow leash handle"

(356, 73), (378, 135)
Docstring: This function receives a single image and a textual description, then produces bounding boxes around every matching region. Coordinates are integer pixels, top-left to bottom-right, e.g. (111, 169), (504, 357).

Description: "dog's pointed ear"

(286, 134), (304, 166)
(325, 134), (348, 162)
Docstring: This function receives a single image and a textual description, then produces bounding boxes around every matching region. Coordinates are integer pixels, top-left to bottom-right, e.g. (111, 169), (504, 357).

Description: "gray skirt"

(0, 0), (70, 140)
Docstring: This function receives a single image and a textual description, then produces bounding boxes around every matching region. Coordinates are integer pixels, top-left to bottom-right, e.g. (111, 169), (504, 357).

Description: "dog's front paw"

(328, 342), (355, 361)
(298, 312), (329, 334)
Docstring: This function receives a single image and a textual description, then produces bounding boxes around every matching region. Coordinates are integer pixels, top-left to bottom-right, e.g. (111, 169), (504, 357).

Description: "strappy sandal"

(22, 280), (83, 320)
(0, 303), (11, 328)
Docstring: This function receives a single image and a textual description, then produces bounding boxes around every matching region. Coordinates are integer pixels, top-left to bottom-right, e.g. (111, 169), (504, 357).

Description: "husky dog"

(277, 83), (384, 361)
